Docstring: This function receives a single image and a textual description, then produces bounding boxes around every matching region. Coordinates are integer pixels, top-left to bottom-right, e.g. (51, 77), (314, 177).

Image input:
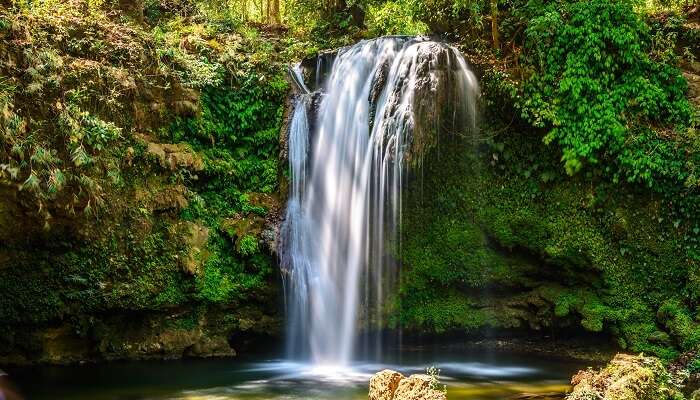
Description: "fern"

(71, 145), (92, 167)
(21, 172), (40, 193)
(47, 168), (66, 194)
(31, 146), (59, 166)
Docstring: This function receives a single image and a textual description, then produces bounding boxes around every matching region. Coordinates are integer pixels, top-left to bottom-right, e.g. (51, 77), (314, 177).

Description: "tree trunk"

(272, 0), (280, 25)
(490, 0), (500, 50)
(266, 0), (271, 24)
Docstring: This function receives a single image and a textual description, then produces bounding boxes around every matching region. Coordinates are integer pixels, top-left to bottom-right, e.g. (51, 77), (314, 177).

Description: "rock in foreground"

(568, 353), (683, 400)
(369, 369), (446, 400)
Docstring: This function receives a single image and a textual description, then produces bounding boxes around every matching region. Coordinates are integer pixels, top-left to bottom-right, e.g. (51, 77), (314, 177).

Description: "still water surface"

(6, 346), (585, 400)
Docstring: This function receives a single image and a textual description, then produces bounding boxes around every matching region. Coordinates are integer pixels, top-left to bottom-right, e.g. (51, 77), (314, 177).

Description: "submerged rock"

(567, 353), (683, 400)
(369, 370), (447, 400)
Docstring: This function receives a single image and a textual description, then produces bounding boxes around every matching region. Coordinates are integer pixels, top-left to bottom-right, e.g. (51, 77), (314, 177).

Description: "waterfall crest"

(280, 36), (479, 367)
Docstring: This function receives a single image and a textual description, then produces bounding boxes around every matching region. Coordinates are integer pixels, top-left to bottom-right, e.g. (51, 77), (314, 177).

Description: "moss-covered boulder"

(568, 354), (684, 400)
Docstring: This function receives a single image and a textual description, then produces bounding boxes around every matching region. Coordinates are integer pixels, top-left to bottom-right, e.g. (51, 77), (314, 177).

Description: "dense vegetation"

(0, 0), (699, 365)
(0, 0), (292, 363)
(394, 0), (700, 360)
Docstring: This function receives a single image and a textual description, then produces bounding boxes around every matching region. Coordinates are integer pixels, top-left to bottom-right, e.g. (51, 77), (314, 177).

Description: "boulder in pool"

(369, 370), (404, 400)
(369, 370), (446, 400)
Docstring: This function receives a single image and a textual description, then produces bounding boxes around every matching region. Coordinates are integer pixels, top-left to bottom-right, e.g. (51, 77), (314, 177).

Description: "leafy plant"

(426, 365), (447, 393)
(688, 356), (700, 374)
(522, 0), (692, 174)
(366, 0), (428, 36)
(238, 234), (259, 256)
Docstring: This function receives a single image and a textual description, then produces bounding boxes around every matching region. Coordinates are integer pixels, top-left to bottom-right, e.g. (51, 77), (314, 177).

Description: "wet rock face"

(369, 370), (447, 400)
(298, 50), (337, 92)
(0, 306), (279, 365)
(373, 41), (478, 167)
(292, 38), (478, 169)
(568, 353), (683, 400)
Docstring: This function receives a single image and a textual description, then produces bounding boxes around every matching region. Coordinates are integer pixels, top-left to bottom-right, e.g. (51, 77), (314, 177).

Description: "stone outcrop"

(567, 353), (683, 400)
(370, 370), (404, 400)
(145, 140), (205, 172)
(369, 370), (447, 400)
(685, 70), (700, 109)
(178, 221), (210, 275)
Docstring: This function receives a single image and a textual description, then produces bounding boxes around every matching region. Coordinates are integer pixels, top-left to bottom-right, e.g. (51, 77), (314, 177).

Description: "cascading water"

(280, 36), (479, 367)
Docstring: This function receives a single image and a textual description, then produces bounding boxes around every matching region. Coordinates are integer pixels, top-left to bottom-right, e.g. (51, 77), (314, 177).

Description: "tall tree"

(490, 0), (500, 50)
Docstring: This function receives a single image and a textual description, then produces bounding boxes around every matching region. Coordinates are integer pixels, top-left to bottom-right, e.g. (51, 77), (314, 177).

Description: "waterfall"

(280, 36), (479, 367)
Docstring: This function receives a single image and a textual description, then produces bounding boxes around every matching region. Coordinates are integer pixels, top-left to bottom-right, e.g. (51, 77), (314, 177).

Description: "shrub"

(521, 0), (692, 179)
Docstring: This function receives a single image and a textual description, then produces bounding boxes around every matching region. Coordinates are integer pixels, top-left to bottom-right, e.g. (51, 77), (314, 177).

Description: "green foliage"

(688, 356), (700, 374)
(366, 0), (428, 36)
(521, 0), (692, 177)
(172, 71), (284, 231)
(398, 118), (696, 357)
(426, 366), (447, 394)
(409, 0), (486, 35)
(238, 235), (259, 256)
(151, 21), (225, 88)
(0, 1), (284, 362)
(195, 232), (272, 303)
(512, 0), (700, 270)
(0, 5), (155, 218)
(0, 223), (186, 325)
(658, 300), (700, 350)
(169, 58), (283, 306)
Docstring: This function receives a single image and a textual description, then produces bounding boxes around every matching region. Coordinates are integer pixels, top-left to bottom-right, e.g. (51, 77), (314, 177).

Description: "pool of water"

(4, 346), (586, 400)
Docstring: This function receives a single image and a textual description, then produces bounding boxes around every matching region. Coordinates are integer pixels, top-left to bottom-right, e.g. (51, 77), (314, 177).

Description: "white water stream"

(280, 36), (479, 367)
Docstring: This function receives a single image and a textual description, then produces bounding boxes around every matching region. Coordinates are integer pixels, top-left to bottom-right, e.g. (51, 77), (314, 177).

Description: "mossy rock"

(568, 354), (684, 400)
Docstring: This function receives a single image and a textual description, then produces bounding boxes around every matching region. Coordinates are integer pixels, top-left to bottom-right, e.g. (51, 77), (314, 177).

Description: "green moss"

(398, 109), (695, 357)
(568, 354), (685, 400)
(658, 300), (700, 350)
